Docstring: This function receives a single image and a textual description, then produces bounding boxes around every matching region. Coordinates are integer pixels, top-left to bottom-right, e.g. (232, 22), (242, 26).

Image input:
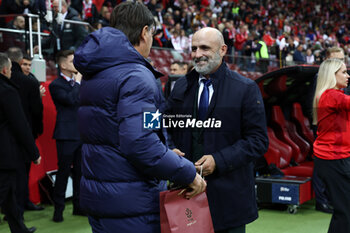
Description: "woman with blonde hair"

(313, 58), (350, 233)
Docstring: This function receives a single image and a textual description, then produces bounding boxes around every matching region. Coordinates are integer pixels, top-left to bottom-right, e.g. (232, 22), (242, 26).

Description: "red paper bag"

(160, 189), (214, 233)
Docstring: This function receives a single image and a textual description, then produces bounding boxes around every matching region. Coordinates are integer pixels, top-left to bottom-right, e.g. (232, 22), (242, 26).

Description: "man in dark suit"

(6, 47), (44, 216)
(0, 52), (40, 233)
(49, 50), (83, 222)
(166, 27), (268, 233)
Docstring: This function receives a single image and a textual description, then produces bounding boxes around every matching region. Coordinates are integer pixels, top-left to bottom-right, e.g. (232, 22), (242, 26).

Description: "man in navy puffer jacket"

(73, 2), (206, 233)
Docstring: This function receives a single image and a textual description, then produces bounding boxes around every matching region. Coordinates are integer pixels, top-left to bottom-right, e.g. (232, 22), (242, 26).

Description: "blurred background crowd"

(0, 0), (349, 74)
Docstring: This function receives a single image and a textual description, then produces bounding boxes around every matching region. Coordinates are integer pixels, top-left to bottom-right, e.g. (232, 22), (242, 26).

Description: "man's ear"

(220, 44), (228, 57)
(140, 25), (149, 43)
(2, 67), (7, 76)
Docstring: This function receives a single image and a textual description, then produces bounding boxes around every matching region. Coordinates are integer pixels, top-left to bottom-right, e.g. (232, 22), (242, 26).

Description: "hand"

(183, 173), (206, 199)
(34, 156), (41, 165)
(39, 85), (46, 97)
(195, 155), (216, 176)
(172, 148), (185, 157)
(74, 72), (82, 83)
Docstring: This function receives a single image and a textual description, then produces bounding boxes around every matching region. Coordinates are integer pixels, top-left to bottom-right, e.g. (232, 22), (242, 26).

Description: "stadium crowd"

(0, 0), (349, 70)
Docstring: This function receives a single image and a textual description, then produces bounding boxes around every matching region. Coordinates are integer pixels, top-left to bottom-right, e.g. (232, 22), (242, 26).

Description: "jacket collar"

(11, 61), (23, 73)
(186, 60), (227, 91)
(0, 73), (19, 89)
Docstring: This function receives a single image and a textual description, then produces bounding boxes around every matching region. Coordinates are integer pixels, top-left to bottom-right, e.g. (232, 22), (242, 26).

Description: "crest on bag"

(185, 208), (196, 226)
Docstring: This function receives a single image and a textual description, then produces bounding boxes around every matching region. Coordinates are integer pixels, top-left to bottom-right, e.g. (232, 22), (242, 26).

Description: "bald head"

(191, 27), (227, 76)
(193, 27), (225, 48)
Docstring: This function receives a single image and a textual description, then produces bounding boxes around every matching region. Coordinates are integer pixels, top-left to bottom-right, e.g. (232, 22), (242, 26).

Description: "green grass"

(0, 200), (331, 233)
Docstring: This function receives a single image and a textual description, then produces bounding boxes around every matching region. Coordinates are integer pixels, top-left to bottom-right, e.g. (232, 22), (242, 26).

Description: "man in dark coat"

(73, 2), (206, 233)
(49, 50), (83, 222)
(6, 47), (44, 217)
(0, 52), (40, 233)
(42, 0), (87, 56)
(166, 27), (269, 233)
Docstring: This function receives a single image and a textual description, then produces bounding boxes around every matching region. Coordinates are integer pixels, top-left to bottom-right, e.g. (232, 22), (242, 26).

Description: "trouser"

(53, 140), (82, 212)
(215, 225), (246, 233)
(0, 170), (30, 233)
(15, 161), (26, 218)
(312, 168), (330, 205)
(88, 214), (160, 233)
(315, 157), (350, 233)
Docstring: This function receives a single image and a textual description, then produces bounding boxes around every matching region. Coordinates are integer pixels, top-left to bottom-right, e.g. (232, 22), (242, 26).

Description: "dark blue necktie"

(198, 79), (212, 120)
(69, 79), (75, 87)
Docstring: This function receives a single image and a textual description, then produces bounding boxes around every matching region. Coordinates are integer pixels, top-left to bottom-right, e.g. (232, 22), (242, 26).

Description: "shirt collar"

(60, 72), (73, 82)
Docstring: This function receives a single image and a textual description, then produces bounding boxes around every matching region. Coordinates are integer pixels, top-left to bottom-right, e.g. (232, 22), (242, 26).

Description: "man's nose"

(192, 49), (204, 59)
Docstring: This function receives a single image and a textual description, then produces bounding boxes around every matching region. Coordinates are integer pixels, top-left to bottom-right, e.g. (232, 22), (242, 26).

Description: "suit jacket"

(0, 74), (39, 170)
(166, 62), (269, 230)
(49, 75), (81, 140)
(42, 7), (88, 53)
(11, 62), (43, 139)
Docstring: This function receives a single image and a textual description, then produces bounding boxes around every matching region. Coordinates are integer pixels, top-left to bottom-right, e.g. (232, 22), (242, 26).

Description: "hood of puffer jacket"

(73, 27), (162, 79)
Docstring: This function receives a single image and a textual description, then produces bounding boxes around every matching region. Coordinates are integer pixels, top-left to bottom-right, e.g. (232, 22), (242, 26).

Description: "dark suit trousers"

(15, 159), (33, 219)
(53, 140), (82, 212)
(0, 170), (30, 233)
(315, 157), (350, 233)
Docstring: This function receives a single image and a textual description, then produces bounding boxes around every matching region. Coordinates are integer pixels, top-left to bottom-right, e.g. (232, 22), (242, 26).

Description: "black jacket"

(42, 7), (88, 53)
(49, 75), (81, 140)
(10, 62), (43, 139)
(166, 62), (269, 230)
(0, 74), (39, 170)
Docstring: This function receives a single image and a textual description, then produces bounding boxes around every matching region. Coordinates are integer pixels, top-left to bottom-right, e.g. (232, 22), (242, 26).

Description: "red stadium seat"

(285, 121), (310, 164)
(290, 102), (314, 145)
(265, 127), (293, 169)
(270, 105), (301, 164)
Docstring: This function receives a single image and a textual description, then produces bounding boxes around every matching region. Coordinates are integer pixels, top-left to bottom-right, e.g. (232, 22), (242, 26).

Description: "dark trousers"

(215, 225), (246, 233)
(53, 140), (82, 212)
(0, 170), (30, 233)
(312, 168), (330, 205)
(15, 161), (32, 218)
(315, 157), (350, 233)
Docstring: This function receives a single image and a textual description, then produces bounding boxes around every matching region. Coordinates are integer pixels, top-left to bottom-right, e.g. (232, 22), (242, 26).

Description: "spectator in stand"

(234, 24), (248, 68)
(41, 0), (88, 56)
(293, 44), (306, 64)
(0, 52), (40, 233)
(243, 34), (255, 72)
(253, 36), (269, 74)
(70, 0), (99, 26)
(6, 47), (43, 219)
(98, 5), (111, 28)
(313, 58), (350, 233)
(0, 0), (46, 27)
(314, 50), (322, 65)
(5, 16), (26, 51)
(306, 48), (315, 65)
(223, 20), (235, 63)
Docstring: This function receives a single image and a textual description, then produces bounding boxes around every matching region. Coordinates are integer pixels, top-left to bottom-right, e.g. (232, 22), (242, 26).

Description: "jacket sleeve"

(49, 81), (80, 106)
(117, 72), (196, 185)
(212, 82), (269, 175)
(28, 76), (43, 137)
(0, 88), (39, 162)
